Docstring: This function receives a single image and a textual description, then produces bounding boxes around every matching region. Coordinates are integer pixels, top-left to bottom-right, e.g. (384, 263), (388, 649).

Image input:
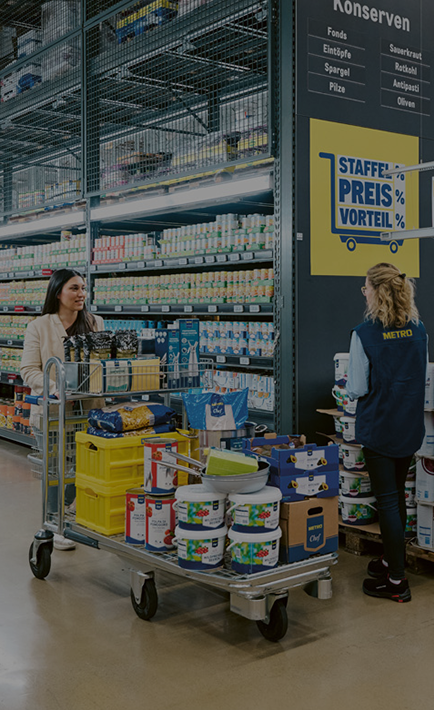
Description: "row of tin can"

(126, 437), (180, 550)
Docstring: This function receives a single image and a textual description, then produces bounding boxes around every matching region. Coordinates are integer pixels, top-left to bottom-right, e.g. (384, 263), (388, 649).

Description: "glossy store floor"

(1, 439), (433, 710)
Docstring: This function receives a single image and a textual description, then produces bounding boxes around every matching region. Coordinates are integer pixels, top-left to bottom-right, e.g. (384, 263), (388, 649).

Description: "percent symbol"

(395, 189), (405, 205)
(396, 214), (405, 228)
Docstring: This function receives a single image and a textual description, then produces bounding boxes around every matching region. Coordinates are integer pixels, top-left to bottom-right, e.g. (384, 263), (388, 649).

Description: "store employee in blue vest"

(347, 262), (428, 603)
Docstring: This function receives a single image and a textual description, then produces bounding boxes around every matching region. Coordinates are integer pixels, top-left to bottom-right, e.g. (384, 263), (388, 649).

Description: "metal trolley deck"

(28, 357), (337, 642)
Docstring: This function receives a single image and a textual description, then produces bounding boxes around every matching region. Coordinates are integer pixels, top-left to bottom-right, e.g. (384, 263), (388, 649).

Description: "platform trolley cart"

(28, 356), (337, 642)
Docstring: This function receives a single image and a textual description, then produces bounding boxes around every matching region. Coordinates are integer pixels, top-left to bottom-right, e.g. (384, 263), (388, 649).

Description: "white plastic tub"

(227, 527), (282, 574)
(340, 495), (376, 525)
(174, 484), (226, 531)
(334, 352), (349, 387)
(339, 471), (372, 498)
(341, 443), (366, 472)
(341, 416), (357, 444)
(228, 487), (282, 533)
(174, 525), (227, 570)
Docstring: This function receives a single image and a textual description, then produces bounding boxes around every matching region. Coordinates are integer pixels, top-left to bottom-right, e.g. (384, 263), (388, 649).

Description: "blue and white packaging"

(179, 319), (200, 388)
(154, 329), (169, 366)
(168, 326), (180, 388)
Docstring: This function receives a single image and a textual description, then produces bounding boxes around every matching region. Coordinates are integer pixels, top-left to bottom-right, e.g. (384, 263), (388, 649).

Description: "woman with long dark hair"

(347, 263), (428, 602)
(21, 269), (104, 550)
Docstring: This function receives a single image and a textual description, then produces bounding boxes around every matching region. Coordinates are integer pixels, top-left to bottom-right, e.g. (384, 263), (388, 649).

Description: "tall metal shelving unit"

(0, 0), (296, 443)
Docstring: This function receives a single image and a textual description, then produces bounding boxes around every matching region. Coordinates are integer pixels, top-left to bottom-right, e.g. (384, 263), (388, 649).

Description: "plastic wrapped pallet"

(41, 0), (80, 45)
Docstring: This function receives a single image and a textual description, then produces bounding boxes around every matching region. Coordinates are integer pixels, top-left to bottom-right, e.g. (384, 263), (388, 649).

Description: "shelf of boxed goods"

(90, 302), (273, 316)
(90, 250), (274, 274)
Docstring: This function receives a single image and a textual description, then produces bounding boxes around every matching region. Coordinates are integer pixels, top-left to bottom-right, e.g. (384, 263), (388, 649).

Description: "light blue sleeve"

(346, 331), (369, 400)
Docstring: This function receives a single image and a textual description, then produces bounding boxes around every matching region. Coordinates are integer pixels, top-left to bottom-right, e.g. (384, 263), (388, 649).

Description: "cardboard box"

(269, 467), (339, 502)
(243, 434), (339, 475)
(416, 457), (434, 503)
(279, 498), (339, 563)
(417, 502), (434, 550)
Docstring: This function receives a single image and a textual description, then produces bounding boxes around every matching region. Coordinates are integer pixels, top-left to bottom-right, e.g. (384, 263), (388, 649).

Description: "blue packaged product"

(88, 401), (175, 433)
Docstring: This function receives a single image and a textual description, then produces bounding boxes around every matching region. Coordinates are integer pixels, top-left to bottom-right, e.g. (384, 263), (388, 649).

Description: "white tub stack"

(333, 352), (376, 525)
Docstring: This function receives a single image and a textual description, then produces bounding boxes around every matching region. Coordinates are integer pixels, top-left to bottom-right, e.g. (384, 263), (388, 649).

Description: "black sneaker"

(362, 576), (411, 603)
(367, 556), (389, 579)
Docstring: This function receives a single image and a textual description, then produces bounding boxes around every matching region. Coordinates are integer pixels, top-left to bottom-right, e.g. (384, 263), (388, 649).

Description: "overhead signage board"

(297, 0), (433, 137)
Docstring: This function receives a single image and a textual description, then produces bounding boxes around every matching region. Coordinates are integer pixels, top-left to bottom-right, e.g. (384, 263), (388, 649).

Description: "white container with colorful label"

(227, 527), (282, 574)
(145, 494), (176, 551)
(333, 415), (343, 439)
(341, 416), (357, 444)
(341, 443), (366, 472)
(174, 525), (227, 570)
(405, 507), (417, 538)
(334, 352), (349, 387)
(405, 480), (416, 507)
(174, 484), (226, 531)
(340, 495), (376, 525)
(339, 471), (372, 498)
(227, 486), (282, 533)
(332, 385), (348, 412)
(343, 397), (357, 417)
(144, 438), (178, 494)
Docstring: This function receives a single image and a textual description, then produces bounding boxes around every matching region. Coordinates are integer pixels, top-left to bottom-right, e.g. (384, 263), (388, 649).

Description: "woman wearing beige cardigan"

(21, 269), (104, 550)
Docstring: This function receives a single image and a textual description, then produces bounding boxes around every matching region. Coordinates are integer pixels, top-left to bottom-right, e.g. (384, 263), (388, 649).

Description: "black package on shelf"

(114, 330), (138, 359)
(85, 331), (114, 360)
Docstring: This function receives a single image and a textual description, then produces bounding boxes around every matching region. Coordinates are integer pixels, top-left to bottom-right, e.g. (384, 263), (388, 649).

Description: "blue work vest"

(353, 319), (427, 458)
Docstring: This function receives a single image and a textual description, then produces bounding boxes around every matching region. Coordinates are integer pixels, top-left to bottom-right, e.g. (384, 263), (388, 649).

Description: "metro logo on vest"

(382, 329), (413, 340)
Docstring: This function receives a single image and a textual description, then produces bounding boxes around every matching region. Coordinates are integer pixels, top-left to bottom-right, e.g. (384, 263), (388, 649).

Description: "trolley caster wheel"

(256, 598), (288, 642)
(130, 578), (158, 621)
(29, 541), (52, 580)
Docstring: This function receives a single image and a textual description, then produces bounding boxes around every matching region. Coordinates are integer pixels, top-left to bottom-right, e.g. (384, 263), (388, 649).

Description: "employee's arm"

(20, 320), (56, 395)
(346, 331), (369, 400)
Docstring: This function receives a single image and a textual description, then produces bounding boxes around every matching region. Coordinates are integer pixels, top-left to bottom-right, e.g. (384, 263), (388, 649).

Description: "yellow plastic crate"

(75, 430), (192, 485)
(75, 474), (142, 535)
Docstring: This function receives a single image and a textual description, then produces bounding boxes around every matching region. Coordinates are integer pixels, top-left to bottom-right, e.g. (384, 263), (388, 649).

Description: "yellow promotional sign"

(310, 119), (419, 276)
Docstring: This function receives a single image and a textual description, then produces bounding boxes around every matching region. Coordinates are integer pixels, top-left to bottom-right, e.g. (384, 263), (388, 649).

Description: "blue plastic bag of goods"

(88, 401), (175, 433)
(181, 389), (249, 431)
(86, 423), (175, 439)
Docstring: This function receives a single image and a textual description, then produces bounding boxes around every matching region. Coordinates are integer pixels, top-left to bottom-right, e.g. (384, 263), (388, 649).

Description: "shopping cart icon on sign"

(319, 152), (406, 254)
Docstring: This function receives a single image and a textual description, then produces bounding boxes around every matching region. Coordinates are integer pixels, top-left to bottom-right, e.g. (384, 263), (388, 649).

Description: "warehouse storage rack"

(0, 0), (296, 445)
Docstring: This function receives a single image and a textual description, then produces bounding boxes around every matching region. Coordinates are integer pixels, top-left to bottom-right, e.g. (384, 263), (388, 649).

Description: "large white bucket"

(425, 362), (434, 410)
(334, 352), (349, 387)
(340, 495), (376, 525)
(341, 416), (358, 444)
(339, 471), (372, 498)
(332, 385), (348, 412)
(341, 443), (366, 472)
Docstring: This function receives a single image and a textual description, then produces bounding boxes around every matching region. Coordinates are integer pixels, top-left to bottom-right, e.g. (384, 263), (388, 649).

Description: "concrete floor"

(0, 438), (433, 710)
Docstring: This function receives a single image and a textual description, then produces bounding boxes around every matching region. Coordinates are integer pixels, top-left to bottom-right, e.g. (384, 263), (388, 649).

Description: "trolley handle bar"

(25, 394), (59, 405)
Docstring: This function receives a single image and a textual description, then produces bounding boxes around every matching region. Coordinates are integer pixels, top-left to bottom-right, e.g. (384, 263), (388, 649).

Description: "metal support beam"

(274, 0), (296, 432)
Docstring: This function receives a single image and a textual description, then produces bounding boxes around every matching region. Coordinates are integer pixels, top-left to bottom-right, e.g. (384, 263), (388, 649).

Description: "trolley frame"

(29, 356), (337, 642)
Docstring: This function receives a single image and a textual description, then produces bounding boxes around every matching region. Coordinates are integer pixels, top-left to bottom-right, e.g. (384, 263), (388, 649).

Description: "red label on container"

(42, 269), (53, 276)
(14, 306), (24, 312)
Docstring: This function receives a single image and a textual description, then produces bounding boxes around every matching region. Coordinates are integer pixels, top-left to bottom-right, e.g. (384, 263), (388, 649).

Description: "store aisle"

(0, 439), (433, 710)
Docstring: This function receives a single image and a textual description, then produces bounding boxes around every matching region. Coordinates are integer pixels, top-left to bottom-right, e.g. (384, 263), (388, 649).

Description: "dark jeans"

(363, 447), (413, 580)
